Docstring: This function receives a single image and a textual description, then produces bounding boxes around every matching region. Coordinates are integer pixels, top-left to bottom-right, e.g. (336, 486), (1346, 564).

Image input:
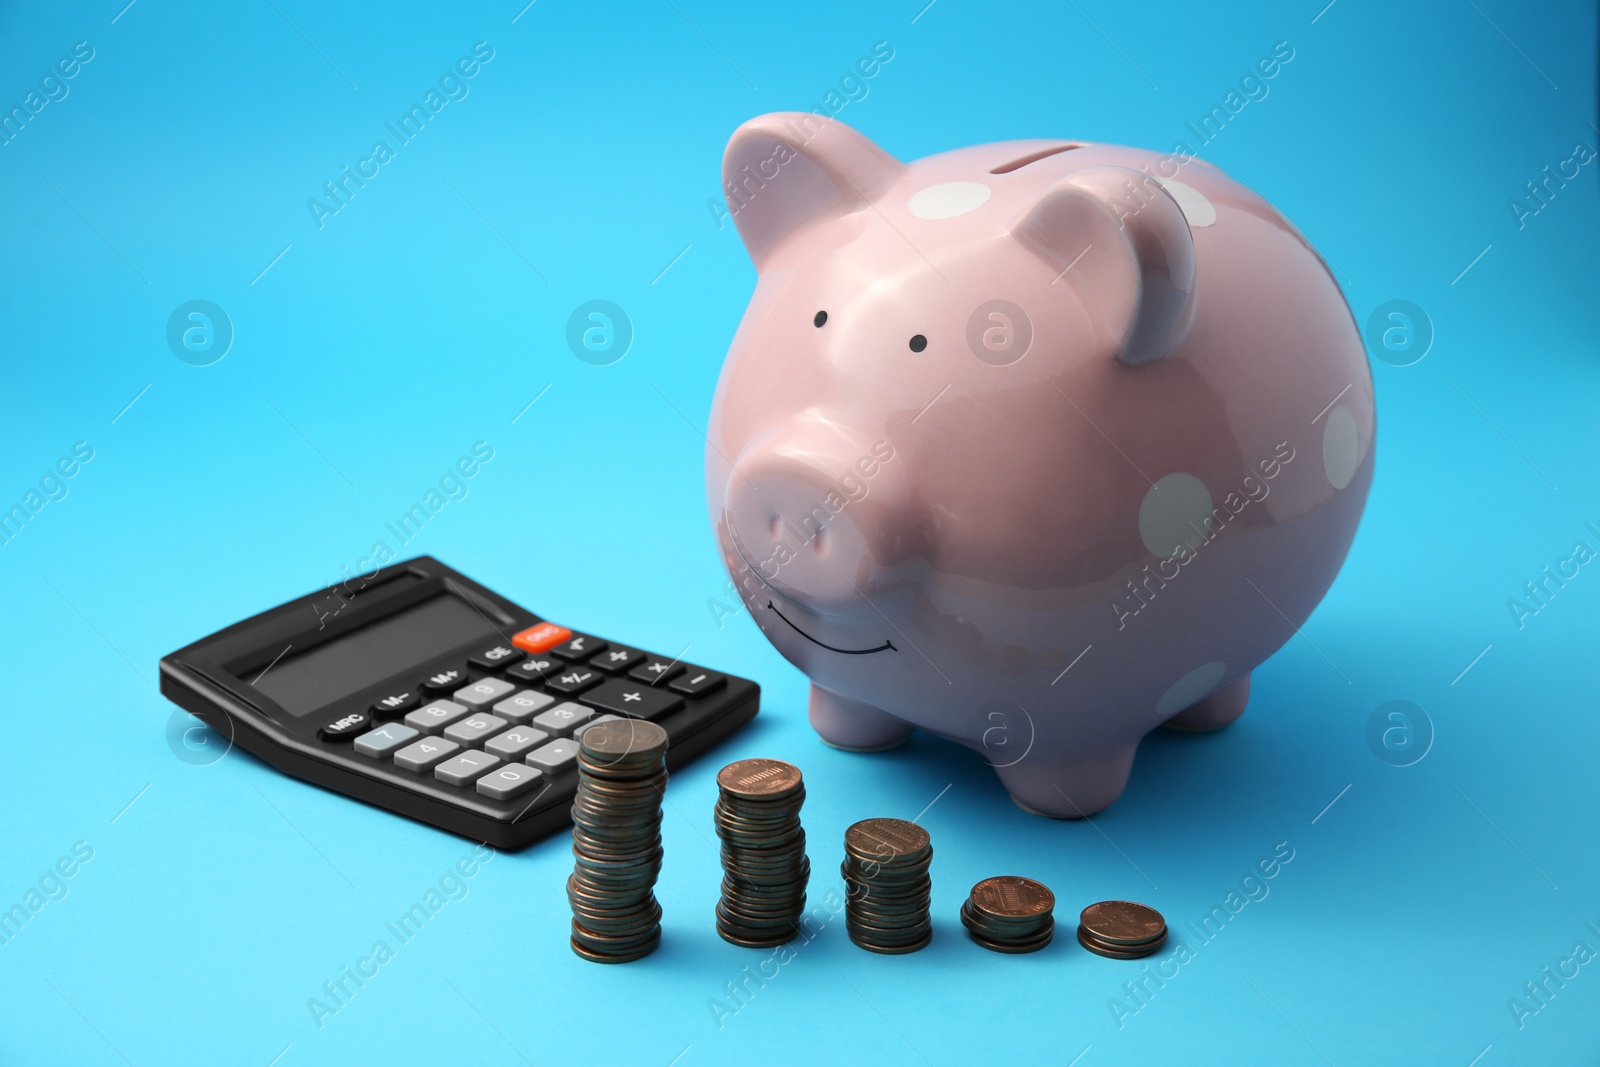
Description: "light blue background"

(2, 1), (1597, 1063)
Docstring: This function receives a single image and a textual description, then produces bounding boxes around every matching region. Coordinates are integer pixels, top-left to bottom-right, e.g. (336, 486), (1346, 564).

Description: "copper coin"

(968, 876), (1054, 921)
(579, 719), (668, 759)
(1076, 924), (1168, 959)
(717, 758), (803, 800)
(1078, 900), (1166, 946)
(844, 818), (929, 862)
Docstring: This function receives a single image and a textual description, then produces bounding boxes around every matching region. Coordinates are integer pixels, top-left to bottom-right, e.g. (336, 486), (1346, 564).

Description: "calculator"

(158, 556), (759, 849)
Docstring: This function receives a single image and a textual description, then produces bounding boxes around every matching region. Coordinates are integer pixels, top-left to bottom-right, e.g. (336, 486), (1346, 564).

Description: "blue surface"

(3, 1), (1597, 1063)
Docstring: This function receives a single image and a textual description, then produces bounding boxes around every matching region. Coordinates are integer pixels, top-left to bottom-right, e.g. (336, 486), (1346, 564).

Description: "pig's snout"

(724, 425), (907, 616)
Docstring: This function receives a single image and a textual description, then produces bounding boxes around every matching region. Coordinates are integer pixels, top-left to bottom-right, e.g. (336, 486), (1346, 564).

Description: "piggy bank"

(705, 113), (1374, 816)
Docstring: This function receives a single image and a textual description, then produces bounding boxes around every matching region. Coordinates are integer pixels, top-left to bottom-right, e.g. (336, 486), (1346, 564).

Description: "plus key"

(578, 679), (684, 721)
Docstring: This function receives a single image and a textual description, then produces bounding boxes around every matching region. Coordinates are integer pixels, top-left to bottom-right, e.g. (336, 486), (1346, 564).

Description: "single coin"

(580, 719), (669, 759)
(845, 818), (929, 862)
(718, 758), (803, 799)
(968, 876), (1055, 921)
(1078, 900), (1166, 946)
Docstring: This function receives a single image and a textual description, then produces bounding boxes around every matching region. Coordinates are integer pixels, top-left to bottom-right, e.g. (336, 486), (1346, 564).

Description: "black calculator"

(159, 556), (759, 849)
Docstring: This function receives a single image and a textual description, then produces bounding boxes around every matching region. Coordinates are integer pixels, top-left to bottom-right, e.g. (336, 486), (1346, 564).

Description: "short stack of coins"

(567, 719), (670, 963)
(841, 818), (933, 954)
(960, 875), (1056, 953)
(1077, 900), (1168, 959)
(713, 758), (810, 947)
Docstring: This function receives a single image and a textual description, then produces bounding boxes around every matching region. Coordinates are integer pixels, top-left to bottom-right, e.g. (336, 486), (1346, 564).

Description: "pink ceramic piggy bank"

(706, 113), (1374, 816)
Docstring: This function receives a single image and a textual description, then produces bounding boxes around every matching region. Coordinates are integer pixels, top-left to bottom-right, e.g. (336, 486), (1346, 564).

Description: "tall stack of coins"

(567, 719), (669, 963)
(1077, 900), (1168, 959)
(960, 875), (1056, 953)
(713, 758), (810, 947)
(841, 818), (933, 954)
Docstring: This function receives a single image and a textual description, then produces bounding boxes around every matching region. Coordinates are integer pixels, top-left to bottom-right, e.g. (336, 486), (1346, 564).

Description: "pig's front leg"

(996, 743), (1138, 819)
(808, 685), (914, 751)
(1162, 674), (1250, 732)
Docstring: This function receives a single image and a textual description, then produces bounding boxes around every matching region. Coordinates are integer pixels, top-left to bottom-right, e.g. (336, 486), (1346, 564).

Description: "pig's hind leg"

(1162, 674), (1251, 731)
(809, 685), (914, 751)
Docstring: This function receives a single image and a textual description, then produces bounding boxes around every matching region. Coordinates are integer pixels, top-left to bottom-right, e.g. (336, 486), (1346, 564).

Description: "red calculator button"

(513, 622), (571, 654)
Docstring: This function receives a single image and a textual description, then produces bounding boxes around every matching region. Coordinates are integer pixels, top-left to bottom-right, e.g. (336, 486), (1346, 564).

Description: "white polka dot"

(907, 181), (991, 220)
(1322, 405), (1360, 490)
(1139, 473), (1213, 558)
(1154, 178), (1216, 227)
(1157, 661), (1228, 717)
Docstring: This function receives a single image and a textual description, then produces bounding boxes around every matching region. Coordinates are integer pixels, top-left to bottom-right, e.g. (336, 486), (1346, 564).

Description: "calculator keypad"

(337, 623), (739, 815)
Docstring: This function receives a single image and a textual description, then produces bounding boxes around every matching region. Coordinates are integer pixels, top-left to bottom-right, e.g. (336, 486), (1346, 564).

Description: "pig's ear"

(1015, 166), (1195, 366)
(722, 113), (904, 269)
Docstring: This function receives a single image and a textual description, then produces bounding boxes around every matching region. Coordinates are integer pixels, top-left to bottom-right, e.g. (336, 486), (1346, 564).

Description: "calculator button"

(669, 669), (727, 697)
(453, 677), (516, 708)
(505, 656), (561, 683)
(434, 749), (501, 786)
(320, 710), (374, 740)
(405, 699), (470, 734)
(469, 644), (525, 671)
(371, 690), (421, 717)
(547, 666), (603, 695)
(492, 690), (555, 724)
(444, 713), (508, 745)
(484, 726), (550, 760)
(421, 665), (470, 695)
(527, 738), (580, 773)
(477, 764), (544, 800)
(629, 659), (684, 686)
(354, 722), (419, 758)
(531, 702), (594, 736)
(551, 634), (607, 660)
(512, 622), (571, 654)
(394, 737), (460, 772)
(590, 646), (646, 673)
(579, 679), (685, 721)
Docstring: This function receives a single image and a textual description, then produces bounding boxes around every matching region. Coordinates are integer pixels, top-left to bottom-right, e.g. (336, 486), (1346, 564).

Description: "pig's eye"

(909, 334), (927, 353)
(813, 311), (828, 327)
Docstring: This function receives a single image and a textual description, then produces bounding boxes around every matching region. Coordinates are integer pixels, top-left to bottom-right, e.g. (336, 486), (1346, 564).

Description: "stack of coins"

(567, 719), (670, 963)
(960, 875), (1056, 953)
(713, 758), (810, 947)
(841, 818), (933, 954)
(1077, 900), (1168, 959)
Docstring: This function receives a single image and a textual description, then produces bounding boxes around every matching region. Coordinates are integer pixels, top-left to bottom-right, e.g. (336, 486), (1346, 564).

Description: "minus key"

(667, 669), (725, 697)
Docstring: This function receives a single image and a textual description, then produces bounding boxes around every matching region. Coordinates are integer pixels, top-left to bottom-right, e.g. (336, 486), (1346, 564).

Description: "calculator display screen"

(249, 594), (502, 716)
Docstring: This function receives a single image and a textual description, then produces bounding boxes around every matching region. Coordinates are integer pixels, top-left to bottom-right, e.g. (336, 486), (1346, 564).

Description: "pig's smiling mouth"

(726, 522), (896, 655)
(765, 601), (897, 656)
